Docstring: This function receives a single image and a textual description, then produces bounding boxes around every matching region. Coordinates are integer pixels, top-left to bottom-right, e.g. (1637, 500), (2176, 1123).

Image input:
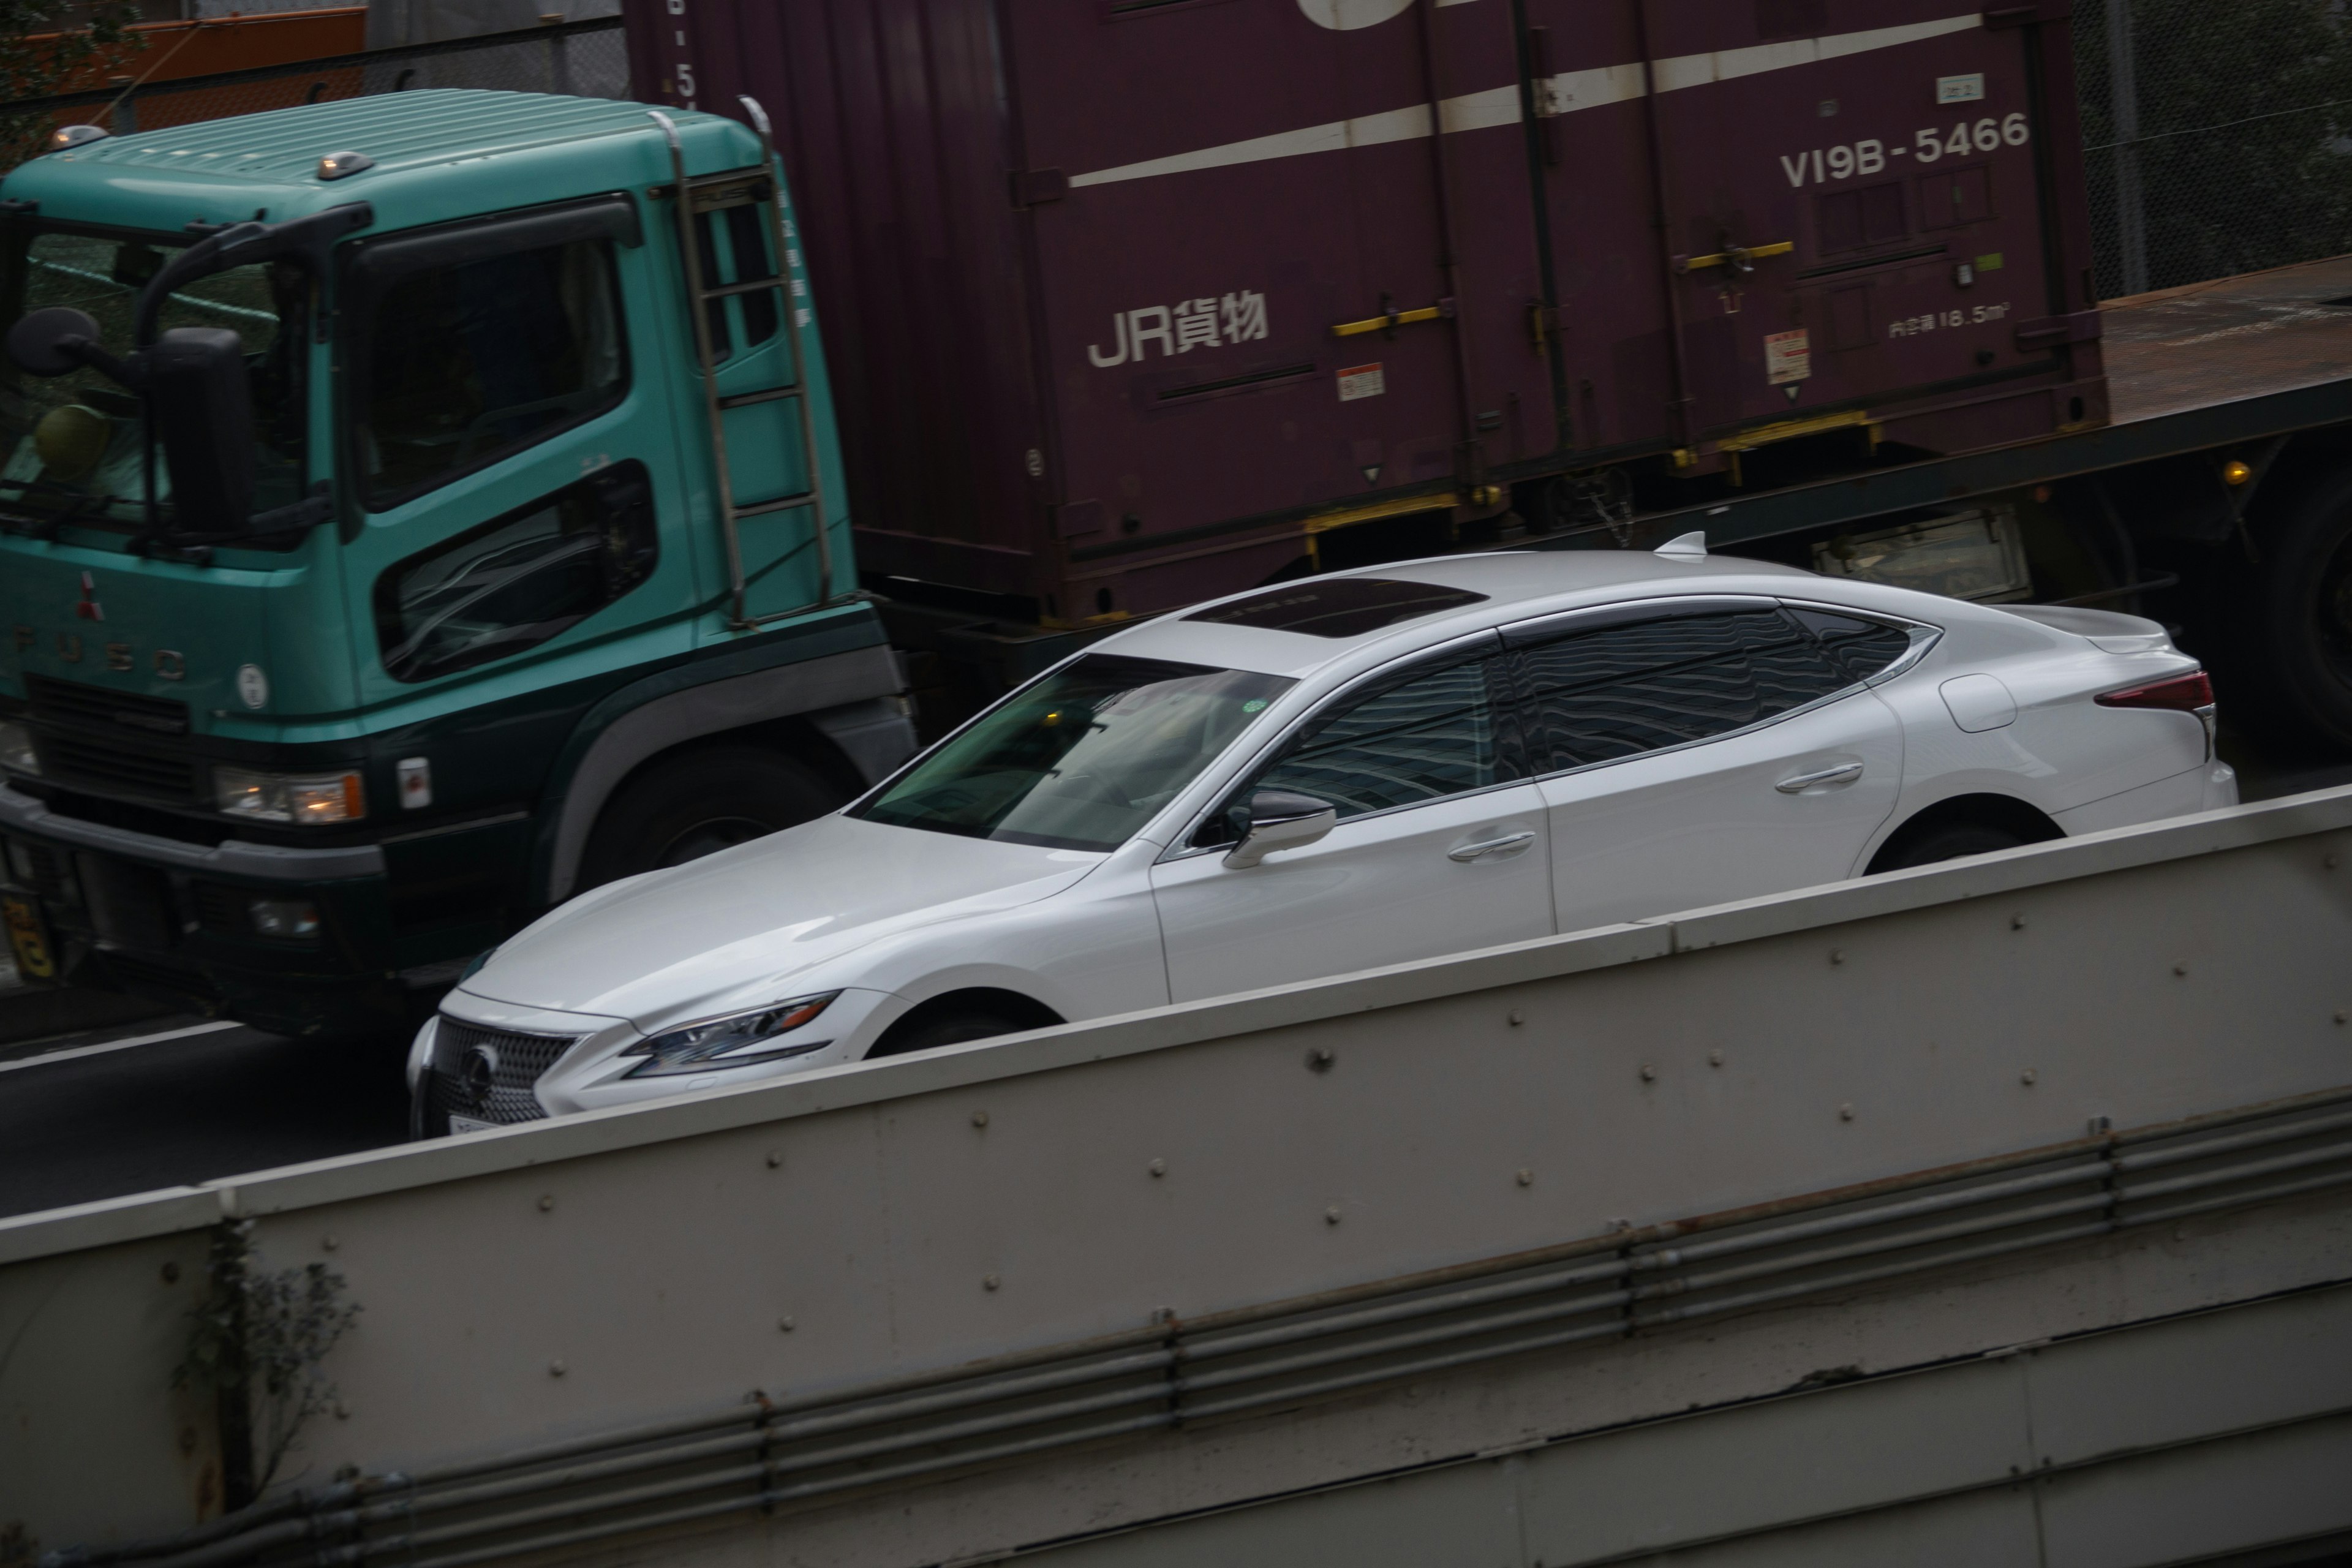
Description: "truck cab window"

(0, 225), (308, 527)
(355, 237), (624, 510)
(373, 460), (657, 682)
(690, 205), (778, 361)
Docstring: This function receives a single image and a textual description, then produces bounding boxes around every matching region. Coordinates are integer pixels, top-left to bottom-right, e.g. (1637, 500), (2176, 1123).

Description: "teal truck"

(0, 92), (913, 1038)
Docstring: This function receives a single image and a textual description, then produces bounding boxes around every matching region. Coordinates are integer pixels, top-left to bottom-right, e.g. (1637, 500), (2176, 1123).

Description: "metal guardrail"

(5, 785), (2351, 1561)
(57, 1081), (2352, 1568)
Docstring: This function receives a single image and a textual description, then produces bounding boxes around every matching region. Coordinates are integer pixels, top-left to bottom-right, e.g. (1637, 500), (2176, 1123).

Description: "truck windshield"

(0, 222), (307, 529)
(854, 655), (1295, 852)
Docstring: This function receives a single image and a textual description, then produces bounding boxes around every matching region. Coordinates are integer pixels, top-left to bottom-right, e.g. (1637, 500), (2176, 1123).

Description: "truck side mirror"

(1222, 789), (1338, 870)
(7, 306), (109, 379)
(148, 326), (254, 533)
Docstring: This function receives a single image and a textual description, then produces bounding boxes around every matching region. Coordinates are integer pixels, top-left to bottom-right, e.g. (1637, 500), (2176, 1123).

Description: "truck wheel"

(2234, 477), (2352, 755)
(578, 745), (841, 890)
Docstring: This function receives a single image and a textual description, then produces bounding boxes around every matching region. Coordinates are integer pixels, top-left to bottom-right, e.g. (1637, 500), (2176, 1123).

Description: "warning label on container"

(1337, 363), (1385, 402)
(1765, 330), (1812, 386)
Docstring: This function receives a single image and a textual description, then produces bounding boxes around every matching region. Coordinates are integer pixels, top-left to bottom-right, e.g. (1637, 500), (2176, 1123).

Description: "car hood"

(458, 815), (1103, 1026)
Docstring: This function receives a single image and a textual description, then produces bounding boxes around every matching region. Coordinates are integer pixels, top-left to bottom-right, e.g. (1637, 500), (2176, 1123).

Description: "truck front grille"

(429, 1019), (580, 1126)
(24, 675), (198, 805)
(24, 674), (190, 735)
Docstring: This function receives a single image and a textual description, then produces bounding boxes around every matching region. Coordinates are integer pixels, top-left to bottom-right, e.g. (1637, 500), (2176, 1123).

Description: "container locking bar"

(1332, 296), (1455, 338)
(1676, 240), (1796, 275)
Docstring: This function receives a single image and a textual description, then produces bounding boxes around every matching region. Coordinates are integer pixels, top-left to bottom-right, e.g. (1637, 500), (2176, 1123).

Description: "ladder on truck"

(648, 100), (836, 629)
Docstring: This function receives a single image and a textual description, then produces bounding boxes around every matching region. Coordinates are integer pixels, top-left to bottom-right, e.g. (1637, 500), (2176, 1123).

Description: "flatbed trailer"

(883, 254), (2352, 754)
(1562, 253), (2352, 559)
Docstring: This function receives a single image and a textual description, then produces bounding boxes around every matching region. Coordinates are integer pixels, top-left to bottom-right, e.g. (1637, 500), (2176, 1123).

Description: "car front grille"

(24, 674), (198, 805)
(429, 1018), (581, 1126)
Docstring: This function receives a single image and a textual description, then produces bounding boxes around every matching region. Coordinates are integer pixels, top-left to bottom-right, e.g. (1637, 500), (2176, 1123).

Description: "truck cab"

(0, 91), (912, 1038)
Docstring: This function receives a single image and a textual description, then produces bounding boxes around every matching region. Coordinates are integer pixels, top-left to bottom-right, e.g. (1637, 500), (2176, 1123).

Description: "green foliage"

(2076, 0), (2352, 295)
(0, 0), (143, 172)
(176, 1219), (363, 1499)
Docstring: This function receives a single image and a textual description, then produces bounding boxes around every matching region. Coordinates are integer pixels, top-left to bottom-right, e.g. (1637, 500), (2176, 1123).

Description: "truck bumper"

(0, 782), (407, 1038)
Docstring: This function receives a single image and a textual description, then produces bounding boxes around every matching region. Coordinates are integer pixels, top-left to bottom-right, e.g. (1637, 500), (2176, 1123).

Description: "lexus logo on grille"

(461, 1043), (500, 1109)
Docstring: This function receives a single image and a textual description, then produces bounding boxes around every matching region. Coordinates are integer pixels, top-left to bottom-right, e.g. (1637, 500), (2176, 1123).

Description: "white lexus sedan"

(412, 541), (2236, 1134)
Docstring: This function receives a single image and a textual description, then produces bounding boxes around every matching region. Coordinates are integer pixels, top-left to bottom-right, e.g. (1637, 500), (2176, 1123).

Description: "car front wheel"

(867, 1010), (1031, 1060)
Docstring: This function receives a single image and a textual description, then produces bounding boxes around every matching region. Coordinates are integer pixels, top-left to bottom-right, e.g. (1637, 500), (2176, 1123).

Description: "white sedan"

(412, 541), (2236, 1134)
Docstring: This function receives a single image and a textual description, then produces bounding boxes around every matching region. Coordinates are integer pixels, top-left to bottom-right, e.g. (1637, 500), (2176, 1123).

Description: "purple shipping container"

(628, 0), (2102, 625)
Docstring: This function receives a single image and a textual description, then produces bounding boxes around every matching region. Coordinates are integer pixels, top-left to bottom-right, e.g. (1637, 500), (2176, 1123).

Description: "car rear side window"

(1510, 608), (1855, 774)
(1240, 652), (1525, 824)
(1785, 608), (1917, 685)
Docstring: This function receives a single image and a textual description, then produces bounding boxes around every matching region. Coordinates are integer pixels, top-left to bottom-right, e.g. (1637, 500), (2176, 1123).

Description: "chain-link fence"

(2075, 0), (2352, 299)
(0, 14), (626, 173)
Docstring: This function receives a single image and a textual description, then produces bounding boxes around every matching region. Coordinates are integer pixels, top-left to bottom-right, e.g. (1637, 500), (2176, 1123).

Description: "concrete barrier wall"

(4, 787), (2351, 1555)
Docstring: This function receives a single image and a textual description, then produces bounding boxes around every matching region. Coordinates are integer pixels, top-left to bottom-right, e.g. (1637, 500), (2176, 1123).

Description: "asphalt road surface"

(0, 1017), (409, 1219)
(2, 744), (2345, 1224)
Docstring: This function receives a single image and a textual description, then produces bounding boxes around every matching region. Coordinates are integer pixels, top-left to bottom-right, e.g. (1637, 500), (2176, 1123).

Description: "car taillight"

(2095, 671), (2215, 712)
(2097, 670), (2217, 762)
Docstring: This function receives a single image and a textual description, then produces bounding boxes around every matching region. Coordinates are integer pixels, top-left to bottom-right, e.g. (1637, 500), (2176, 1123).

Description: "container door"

(1005, 0), (1555, 615)
(1525, 0), (2060, 448)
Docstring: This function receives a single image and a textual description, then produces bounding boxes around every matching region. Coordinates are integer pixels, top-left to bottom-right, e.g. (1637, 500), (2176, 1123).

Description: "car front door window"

(1156, 644), (1551, 1002)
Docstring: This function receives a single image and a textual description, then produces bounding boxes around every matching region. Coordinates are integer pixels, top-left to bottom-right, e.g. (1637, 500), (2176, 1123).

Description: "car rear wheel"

(1871, 821), (2030, 872)
(578, 746), (841, 892)
(867, 1009), (1030, 1060)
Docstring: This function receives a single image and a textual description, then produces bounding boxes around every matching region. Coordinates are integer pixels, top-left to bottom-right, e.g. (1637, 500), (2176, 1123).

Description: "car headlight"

(214, 764), (366, 824)
(621, 993), (839, 1078)
(0, 720), (37, 777)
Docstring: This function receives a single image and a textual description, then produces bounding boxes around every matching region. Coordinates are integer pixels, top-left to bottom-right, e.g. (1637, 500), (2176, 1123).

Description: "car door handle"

(1776, 762), (1865, 794)
(1448, 831), (1537, 862)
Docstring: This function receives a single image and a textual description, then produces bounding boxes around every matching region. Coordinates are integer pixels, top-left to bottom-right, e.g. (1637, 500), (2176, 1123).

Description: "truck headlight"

(0, 720), (38, 777)
(214, 765), (366, 824)
(621, 993), (839, 1078)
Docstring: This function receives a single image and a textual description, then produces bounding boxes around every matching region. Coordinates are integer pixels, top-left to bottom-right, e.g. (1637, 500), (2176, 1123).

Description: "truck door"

(336, 195), (694, 717)
(1005, 0), (1555, 604)
(1521, 1), (2060, 450)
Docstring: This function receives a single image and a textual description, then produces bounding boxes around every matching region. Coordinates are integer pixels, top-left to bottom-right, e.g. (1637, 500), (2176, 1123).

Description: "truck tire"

(2231, 475), (2352, 755)
(578, 745), (841, 891)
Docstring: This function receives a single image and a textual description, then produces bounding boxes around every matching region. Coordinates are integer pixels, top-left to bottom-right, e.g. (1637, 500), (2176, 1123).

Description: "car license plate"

(448, 1113), (498, 1136)
(2, 892), (57, 982)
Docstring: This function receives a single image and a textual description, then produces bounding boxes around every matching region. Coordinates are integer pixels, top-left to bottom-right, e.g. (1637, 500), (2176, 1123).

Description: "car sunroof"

(1183, 578), (1488, 638)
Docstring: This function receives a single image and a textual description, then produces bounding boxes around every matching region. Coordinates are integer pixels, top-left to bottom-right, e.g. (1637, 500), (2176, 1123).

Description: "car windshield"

(856, 654), (1295, 851)
(0, 222), (308, 529)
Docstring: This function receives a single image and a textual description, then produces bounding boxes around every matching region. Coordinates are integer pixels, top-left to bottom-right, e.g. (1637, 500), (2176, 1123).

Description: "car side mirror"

(148, 326), (255, 533)
(1222, 789), (1337, 870)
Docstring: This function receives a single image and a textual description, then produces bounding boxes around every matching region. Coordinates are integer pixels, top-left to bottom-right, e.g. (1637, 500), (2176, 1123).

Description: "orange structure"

(43, 8), (369, 133)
